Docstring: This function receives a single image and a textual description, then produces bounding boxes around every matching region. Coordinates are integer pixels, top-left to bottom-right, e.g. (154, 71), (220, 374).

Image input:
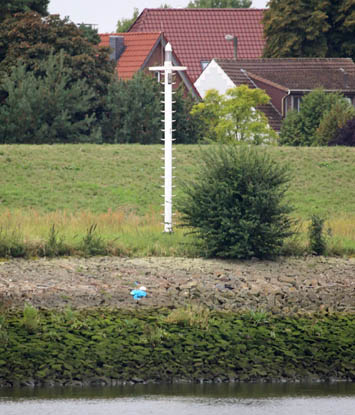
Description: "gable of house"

(129, 8), (265, 84)
(99, 32), (163, 80)
(196, 58), (355, 131)
(99, 31), (198, 98)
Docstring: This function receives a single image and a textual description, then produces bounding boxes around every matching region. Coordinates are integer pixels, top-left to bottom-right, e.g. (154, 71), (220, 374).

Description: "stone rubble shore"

(0, 256), (354, 313)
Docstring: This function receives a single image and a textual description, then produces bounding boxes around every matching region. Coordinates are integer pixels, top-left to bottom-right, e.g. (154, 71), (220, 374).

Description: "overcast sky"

(48, 0), (268, 33)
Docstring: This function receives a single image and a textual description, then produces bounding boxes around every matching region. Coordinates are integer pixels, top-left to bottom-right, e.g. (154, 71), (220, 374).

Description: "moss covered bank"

(0, 308), (354, 387)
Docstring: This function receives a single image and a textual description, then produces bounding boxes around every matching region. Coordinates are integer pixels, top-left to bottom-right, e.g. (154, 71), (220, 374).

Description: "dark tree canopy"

(0, 0), (48, 22)
(329, 118), (355, 146)
(263, 0), (355, 60)
(0, 51), (100, 144)
(188, 0), (251, 7)
(0, 12), (114, 99)
(78, 23), (101, 45)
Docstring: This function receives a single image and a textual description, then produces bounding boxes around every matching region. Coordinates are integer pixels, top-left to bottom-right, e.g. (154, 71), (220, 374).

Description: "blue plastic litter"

(130, 289), (147, 300)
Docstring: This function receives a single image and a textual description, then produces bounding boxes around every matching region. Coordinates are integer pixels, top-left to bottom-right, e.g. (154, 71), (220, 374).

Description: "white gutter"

(281, 90), (291, 117)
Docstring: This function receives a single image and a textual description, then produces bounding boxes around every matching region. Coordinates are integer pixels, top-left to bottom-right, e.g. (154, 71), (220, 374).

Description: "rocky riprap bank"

(0, 256), (354, 313)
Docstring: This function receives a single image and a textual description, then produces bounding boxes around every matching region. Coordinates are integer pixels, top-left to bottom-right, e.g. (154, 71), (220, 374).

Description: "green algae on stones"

(0, 308), (354, 387)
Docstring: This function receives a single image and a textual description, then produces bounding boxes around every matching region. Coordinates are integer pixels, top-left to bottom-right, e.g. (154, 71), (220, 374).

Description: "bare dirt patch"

(0, 256), (354, 313)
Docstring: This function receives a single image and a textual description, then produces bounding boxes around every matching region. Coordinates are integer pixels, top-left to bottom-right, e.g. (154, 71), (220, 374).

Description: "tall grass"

(0, 145), (354, 257)
(0, 209), (200, 258)
(0, 209), (354, 258)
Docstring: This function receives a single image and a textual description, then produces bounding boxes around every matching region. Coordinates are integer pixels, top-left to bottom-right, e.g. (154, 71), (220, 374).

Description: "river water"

(0, 383), (354, 415)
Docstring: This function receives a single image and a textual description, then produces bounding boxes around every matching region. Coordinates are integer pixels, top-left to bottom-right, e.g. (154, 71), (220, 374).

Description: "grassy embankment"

(0, 144), (354, 257)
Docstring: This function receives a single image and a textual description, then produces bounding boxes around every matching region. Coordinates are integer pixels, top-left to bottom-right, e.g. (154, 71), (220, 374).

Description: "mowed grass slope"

(0, 144), (354, 257)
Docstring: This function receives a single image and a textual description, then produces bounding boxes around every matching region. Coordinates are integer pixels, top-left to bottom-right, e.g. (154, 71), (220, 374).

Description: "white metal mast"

(149, 43), (187, 233)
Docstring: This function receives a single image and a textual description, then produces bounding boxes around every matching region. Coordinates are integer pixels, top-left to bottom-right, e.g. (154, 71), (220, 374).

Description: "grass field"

(0, 144), (354, 257)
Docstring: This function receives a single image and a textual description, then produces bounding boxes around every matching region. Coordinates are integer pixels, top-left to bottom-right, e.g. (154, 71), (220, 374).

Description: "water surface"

(1, 383), (354, 415)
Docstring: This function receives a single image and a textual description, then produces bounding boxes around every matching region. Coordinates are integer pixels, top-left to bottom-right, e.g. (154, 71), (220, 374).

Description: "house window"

(292, 96), (302, 112)
(200, 60), (210, 71)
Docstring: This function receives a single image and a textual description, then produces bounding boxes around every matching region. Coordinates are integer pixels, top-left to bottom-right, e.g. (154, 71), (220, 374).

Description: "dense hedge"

(0, 308), (354, 387)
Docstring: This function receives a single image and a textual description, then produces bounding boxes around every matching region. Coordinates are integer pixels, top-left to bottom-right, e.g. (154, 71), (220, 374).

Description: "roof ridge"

(143, 8), (266, 10)
(217, 57), (354, 62)
(129, 8), (266, 83)
(100, 32), (162, 35)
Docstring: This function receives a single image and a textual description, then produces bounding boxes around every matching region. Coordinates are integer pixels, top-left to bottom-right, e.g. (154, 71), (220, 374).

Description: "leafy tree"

(191, 86), (277, 144)
(116, 7), (139, 32)
(0, 0), (48, 22)
(101, 71), (161, 144)
(190, 89), (221, 141)
(216, 85), (277, 143)
(263, 0), (355, 60)
(323, 0), (355, 59)
(0, 52), (100, 143)
(177, 144), (293, 259)
(188, 0), (251, 7)
(279, 89), (350, 146)
(315, 100), (355, 145)
(329, 118), (355, 146)
(0, 12), (114, 102)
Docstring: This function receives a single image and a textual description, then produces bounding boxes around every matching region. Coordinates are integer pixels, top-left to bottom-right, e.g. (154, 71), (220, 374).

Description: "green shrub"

(0, 227), (26, 258)
(308, 214), (329, 255)
(165, 304), (210, 329)
(315, 101), (355, 145)
(21, 304), (40, 332)
(39, 225), (70, 257)
(177, 144), (294, 259)
(79, 224), (107, 256)
(278, 109), (305, 146)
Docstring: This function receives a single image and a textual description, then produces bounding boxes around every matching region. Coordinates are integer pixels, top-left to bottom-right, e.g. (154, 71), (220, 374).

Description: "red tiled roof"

(129, 8), (265, 83)
(215, 58), (355, 91)
(99, 32), (162, 80)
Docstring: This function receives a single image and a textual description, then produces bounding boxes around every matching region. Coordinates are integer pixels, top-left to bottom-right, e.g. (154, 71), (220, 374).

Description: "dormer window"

(200, 60), (210, 70)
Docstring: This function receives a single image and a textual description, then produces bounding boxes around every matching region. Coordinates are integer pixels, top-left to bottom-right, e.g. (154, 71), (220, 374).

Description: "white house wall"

(194, 59), (235, 98)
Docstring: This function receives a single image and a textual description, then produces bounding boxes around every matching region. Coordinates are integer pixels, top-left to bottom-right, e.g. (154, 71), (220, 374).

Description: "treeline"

(0, 8), (200, 144)
(279, 89), (355, 147)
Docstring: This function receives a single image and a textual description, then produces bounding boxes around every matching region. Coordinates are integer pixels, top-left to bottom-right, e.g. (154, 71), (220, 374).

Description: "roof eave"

(127, 8), (146, 32)
(245, 71), (289, 92)
(140, 32), (164, 70)
(288, 89), (355, 93)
